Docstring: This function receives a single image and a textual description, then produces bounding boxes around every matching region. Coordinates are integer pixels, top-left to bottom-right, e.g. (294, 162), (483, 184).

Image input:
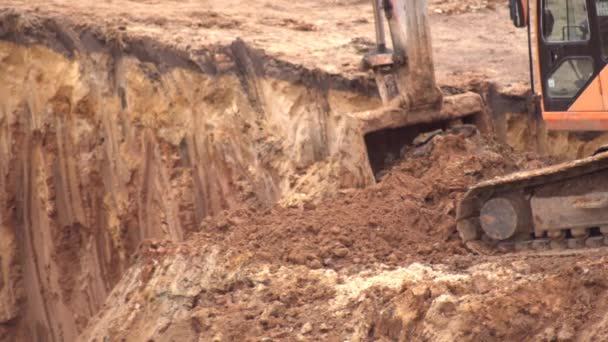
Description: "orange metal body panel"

(543, 112), (608, 130)
(568, 67), (608, 112)
(568, 77), (605, 112)
(543, 67), (608, 130)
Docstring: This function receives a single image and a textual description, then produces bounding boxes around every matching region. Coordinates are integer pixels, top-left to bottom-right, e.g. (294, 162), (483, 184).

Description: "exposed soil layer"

(5, 1), (608, 342)
(0, 15), (378, 341)
(81, 132), (608, 342)
(190, 132), (546, 270)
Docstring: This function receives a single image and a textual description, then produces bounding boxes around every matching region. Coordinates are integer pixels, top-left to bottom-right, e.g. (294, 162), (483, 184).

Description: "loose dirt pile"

(190, 130), (545, 270)
(79, 130), (577, 342)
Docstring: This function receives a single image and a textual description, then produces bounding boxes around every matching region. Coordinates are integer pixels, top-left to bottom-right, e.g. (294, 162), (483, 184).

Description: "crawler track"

(457, 151), (608, 252)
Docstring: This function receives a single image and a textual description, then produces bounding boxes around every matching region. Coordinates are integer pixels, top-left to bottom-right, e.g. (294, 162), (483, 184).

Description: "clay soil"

(193, 132), (540, 270)
(5, 0), (608, 341)
(89, 131), (608, 342)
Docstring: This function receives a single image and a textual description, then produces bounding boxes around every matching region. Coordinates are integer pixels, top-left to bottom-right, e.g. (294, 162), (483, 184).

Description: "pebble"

(410, 285), (431, 299)
(308, 259), (322, 269)
(557, 324), (574, 341)
(301, 322), (313, 334)
(333, 247), (349, 258)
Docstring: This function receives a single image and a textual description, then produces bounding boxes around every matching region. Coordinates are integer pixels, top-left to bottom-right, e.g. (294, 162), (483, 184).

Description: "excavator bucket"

(356, 0), (485, 135)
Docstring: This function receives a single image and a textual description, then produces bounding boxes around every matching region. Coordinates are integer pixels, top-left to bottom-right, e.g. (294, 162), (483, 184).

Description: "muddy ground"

(2, 1), (608, 342)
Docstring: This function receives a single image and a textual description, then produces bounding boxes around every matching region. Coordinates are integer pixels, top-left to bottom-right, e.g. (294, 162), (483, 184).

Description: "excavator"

(363, 0), (608, 252)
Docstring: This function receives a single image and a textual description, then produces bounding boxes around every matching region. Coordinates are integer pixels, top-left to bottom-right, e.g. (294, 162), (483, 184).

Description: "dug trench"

(4, 12), (608, 342)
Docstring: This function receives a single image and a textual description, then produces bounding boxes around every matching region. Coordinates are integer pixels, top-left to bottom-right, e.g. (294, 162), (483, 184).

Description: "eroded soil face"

(2, 1), (608, 342)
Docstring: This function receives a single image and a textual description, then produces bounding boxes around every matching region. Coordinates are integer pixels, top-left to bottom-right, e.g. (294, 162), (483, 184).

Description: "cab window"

(546, 58), (594, 98)
(543, 0), (590, 42)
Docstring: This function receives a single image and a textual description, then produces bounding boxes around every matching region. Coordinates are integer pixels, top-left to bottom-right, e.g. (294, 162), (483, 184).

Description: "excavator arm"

(354, 0), (485, 135)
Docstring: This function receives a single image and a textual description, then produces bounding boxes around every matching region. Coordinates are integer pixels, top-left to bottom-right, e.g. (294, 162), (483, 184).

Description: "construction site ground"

(3, 1), (608, 341)
(4, 0), (528, 88)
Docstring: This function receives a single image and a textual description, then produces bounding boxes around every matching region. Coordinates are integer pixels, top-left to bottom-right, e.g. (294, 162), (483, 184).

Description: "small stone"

(301, 322), (313, 334)
(387, 253), (398, 263)
(412, 141), (434, 157)
(308, 259), (322, 269)
(306, 224), (320, 234)
(333, 247), (349, 258)
(330, 226), (341, 234)
(447, 124), (478, 137)
(303, 201), (316, 210)
(413, 129), (443, 146)
(528, 305), (541, 315)
(260, 338), (273, 342)
(319, 323), (331, 332)
(259, 308), (271, 328)
(269, 302), (286, 317)
(557, 324), (574, 341)
(557, 324), (574, 342)
(543, 327), (557, 341)
(411, 285), (431, 299)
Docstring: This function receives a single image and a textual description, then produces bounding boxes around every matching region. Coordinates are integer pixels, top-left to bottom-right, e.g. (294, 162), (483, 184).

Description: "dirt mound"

(85, 132), (608, 342)
(189, 131), (545, 270)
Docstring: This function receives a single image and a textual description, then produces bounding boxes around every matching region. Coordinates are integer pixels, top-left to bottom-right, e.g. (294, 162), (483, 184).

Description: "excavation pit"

(6, 2), (608, 341)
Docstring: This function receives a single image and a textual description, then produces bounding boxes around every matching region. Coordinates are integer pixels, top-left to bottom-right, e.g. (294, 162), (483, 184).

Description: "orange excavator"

(363, 0), (608, 251)
(457, 0), (608, 251)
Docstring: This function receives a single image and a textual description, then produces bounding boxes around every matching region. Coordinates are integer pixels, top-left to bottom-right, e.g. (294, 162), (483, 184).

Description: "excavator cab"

(514, 0), (608, 130)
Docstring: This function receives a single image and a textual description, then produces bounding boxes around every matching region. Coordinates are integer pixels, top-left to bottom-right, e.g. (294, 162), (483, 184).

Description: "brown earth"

(80, 132), (608, 342)
(190, 132), (544, 270)
(3, 1), (608, 342)
(1, 0), (527, 88)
